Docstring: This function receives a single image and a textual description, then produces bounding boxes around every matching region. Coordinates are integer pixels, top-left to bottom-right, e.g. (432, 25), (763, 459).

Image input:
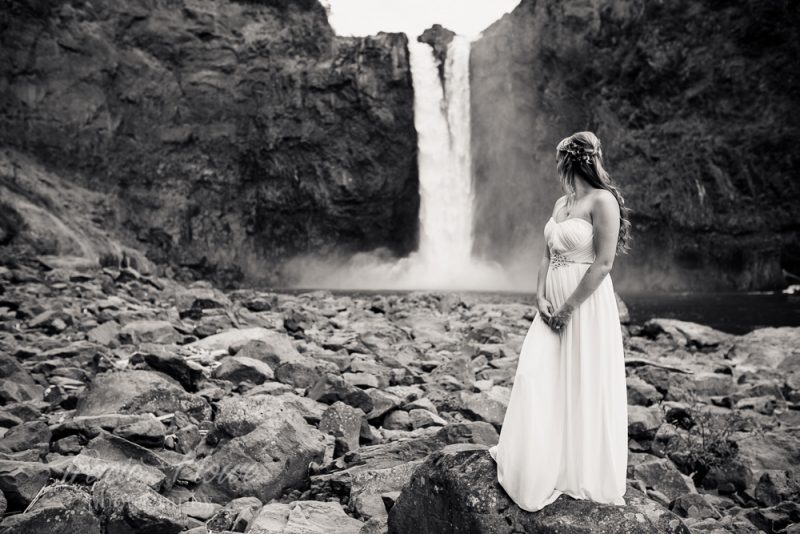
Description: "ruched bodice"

(544, 217), (596, 264)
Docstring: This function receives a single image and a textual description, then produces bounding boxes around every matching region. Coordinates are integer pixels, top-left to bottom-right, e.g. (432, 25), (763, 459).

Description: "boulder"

(0, 354), (44, 404)
(0, 484), (102, 534)
(48, 453), (166, 490)
(92, 474), (184, 534)
(630, 458), (696, 502)
(729, 327), (800, 371)
(382, 410), (411, 431)
(87, 320), (120, 347)
(0, 421), (51, 452)
(113, 417), (168, 448)
(197, 414), (327, 503)
(628, 404), (663, 441)
(247, 500), (364, 534)
(214, 395), (309, 438)
(627, 375), (663, 406)
(365, 389), (403, 421)
(743, 501), (800, 534)
(349, 461), (422, 520)
(643, 319), (732, 349)
(319, 401), (368, 455)
(172, 286), (232, 319)
(189, 327), (296, 355)
(452, 387), (510, 428)
(76, 370), (211, 422)
(134, 343), (205, 391)
(669, 493), (721, 520)
(213, 356), (275, 386)
(309, 373), (374, 413)
(408, 408), (447, 429)
(119, 319), (181, 344)
(755, 469), (800, 507)
(0, 460), (50, 509)
(387, 445), (689, 533)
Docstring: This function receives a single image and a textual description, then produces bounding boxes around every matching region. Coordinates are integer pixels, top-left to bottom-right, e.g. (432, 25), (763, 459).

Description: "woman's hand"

(537, 296), (554, 325)
(548, 302), (575, 332)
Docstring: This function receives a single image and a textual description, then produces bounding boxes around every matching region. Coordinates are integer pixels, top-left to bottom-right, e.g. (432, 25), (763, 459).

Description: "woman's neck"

(572, 176), (593, 200)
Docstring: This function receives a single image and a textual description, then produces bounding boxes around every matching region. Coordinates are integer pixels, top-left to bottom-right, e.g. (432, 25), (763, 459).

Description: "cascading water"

(290, 35), (511, 290)
(412, 36), (475, 271)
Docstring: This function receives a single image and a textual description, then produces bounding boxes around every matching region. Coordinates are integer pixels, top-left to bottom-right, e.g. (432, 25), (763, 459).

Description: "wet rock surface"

(470, 0), (800, 291)
(0, 0), (418, 287)
(388, 444), (691, 534)
(0, 259), (796, 532)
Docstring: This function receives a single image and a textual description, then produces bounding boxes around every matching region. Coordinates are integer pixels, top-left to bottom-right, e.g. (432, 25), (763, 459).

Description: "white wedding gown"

(488, 216), (628, 512)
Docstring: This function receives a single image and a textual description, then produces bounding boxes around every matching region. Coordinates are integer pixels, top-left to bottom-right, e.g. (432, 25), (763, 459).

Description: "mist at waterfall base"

(284, 37), (532, 292)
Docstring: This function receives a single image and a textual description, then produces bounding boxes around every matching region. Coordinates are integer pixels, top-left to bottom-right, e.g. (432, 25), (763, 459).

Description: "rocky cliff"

(471, 0), (800, 291)
(0, 0), (419, 287)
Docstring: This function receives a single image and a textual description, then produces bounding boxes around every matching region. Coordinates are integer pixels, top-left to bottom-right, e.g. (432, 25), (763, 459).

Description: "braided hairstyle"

(556, 131), (632, 255)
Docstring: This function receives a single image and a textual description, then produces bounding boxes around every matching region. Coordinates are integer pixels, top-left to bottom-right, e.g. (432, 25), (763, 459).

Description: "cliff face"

(0, 0), (419, 286)
(471, 0), (800, 291)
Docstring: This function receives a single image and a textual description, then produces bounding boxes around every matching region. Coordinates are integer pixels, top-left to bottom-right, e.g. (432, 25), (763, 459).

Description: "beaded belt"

(550, 252), (593, 269)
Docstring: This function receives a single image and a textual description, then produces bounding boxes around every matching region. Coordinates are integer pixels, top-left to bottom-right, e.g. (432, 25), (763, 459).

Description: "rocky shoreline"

(0, 258), (798, 533)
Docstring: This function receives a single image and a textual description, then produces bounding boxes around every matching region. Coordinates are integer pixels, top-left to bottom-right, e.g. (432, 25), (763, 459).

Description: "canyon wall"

(0, 0), (419, 287)
(471, 0), (800, 291)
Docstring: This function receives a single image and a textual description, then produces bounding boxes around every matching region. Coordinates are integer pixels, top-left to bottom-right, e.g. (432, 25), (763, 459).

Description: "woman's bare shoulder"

(590, 189), (620, 216)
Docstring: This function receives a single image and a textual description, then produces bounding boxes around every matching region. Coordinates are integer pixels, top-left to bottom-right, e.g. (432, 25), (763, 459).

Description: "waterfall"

(288, 35), (512, 291)
(411, 36), (475, 267)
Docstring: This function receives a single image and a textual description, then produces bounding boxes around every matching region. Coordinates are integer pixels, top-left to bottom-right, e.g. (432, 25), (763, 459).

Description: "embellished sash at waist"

(550, 251), (594, 269)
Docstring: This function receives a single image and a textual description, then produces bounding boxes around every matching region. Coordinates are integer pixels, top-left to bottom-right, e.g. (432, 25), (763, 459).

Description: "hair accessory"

(558, 138), (593, 165)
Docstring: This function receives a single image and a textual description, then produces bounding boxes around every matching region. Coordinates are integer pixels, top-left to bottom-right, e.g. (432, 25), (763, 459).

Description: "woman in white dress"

(488, 131), (633, 512)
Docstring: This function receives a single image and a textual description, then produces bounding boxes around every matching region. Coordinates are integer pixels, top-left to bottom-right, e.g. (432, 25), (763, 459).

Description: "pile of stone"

(0, 258), (797, 533)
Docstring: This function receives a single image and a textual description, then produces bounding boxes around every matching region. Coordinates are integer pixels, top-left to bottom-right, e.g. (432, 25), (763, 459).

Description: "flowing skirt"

(488, 263), (628, 512)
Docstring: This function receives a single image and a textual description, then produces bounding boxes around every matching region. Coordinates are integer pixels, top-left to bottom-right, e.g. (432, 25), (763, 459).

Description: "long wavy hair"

(556, 131), (632, 255)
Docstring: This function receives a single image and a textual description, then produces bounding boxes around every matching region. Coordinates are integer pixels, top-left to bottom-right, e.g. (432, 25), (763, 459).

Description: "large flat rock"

(387, 445), (690, 534)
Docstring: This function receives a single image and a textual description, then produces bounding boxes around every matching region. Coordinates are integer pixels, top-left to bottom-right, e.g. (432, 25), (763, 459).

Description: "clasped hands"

(536, 296), (575, 333)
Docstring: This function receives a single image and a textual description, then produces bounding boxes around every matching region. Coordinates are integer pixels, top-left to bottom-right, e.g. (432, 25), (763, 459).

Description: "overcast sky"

(324, 0), (521, 38)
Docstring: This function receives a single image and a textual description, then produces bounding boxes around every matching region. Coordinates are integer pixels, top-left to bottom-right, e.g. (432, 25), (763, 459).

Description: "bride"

(488, 131), (633, 512)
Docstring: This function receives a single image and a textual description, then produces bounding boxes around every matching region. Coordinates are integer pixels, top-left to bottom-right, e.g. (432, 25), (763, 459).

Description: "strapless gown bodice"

(544, 217), (596, 265)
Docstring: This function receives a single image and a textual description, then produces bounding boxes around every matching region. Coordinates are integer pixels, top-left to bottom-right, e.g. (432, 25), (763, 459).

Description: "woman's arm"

(548, 191), (620, 328)
(536, 243), (554, 323)
(537, 196), (566, 324)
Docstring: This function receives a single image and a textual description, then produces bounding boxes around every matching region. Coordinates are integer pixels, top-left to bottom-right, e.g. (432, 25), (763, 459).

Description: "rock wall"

(471, 0), (800, 291)
(0, 0), (419, 287)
